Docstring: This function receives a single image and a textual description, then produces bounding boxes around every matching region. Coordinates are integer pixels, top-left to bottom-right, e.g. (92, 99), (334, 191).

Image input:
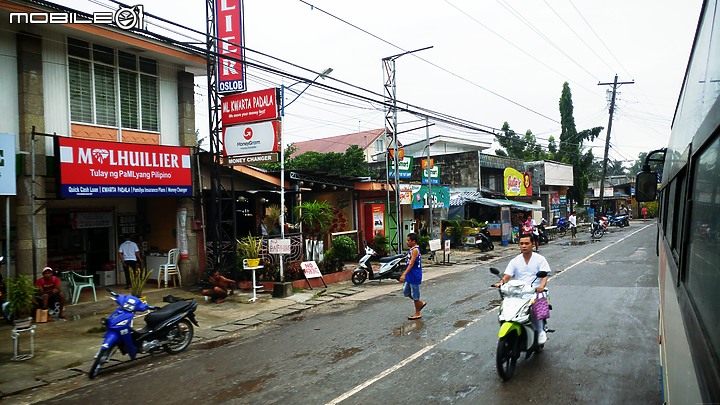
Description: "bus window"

(671, 169), (687, 262)
(684, 135), (720, 377)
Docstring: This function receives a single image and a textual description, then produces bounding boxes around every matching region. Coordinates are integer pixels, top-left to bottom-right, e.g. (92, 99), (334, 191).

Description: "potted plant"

(6, 275), (38, 329)
(129, 267), (153, 300)
(263, 205), (281, 236)
(238, 234), (262, 267)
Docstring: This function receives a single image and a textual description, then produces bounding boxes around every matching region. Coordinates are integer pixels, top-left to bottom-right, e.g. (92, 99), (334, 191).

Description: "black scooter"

(536, 220), (549, 245)
(474, 227), (494, 252)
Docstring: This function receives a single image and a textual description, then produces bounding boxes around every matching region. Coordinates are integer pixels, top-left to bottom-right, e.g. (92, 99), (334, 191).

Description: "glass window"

(94, 64), (116, 126)
(118, 51), (136, 70)
(119, 70), (138, 129)
(67, 37), (89, 59)
(68, 58), (92, 123)
(140, 74), (158, 131)
(93, 44), (114, 65)
(139, 57), (157, 75)
(685, 134), (720, 376)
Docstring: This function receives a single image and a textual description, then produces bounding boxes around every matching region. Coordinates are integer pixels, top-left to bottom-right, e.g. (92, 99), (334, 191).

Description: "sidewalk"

(0, 243), (518, 399)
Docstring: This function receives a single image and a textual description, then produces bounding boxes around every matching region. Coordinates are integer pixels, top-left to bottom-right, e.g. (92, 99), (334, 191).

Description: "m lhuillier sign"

(56, 137), (192, 198)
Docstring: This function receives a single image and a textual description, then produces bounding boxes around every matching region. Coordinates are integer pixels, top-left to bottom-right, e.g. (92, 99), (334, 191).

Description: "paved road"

(30, 223), (660, 404)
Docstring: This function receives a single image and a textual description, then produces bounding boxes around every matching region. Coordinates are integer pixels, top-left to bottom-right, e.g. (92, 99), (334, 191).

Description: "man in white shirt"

(118, 235), (143, 289)
(569, 211), (578, 240)
(493, 235), (551, 344)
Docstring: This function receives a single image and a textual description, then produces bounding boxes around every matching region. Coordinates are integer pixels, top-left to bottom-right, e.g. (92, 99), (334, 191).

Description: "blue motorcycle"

(608, 214), (630, 228)
(555, 217), (569, 237)
(89, 289), (199, 379)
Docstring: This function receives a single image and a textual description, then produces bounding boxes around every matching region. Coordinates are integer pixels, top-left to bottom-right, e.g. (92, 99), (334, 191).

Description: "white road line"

(325, 223), (654, 405)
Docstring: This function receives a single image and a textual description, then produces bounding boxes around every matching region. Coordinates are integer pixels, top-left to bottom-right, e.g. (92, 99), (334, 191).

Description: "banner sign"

(56, 137), (192, 198)
(225, 152), (279, 166)
(221, 88), (279, 125)
(421, 166), (440, 185)
(70, 211), (112, 229)
(215, 0), (246, 94)
(301, 261), (322, 279)
(411, 185), (450, 209)
(0, 134), (17, 195)
(223, 120), (281, 156)
(593, 187), (614, 197)
(504, 167), (531, 197)
(269, 238), (291, 254)
(372, 204), (385, 236)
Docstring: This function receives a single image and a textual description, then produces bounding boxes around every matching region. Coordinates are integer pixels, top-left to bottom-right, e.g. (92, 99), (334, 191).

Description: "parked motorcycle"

(590, 218), (605, 239)
(351, 246), (406, 285)
(536, 220), (549, 245)
(474, 226), (495, 252)
(597, 215), (609, 231)
(608, 214), (630, 228)
(89, 288), (199, 379)
(555, 216), (569, 237)
(490, 267), (552, 381)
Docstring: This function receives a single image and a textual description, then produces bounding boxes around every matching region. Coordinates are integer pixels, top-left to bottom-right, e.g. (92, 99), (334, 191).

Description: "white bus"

(635, 0), (720, 402)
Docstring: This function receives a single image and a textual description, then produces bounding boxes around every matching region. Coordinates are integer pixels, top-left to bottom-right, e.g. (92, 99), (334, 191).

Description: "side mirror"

(635, 171), (657, 202)
(536, 271), (548, 278)
(489, 267), (500, 275)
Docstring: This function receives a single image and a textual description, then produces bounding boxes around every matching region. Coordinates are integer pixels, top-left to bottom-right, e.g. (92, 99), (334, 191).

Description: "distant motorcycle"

(536, 220), (549, 245)
(590, 219), (605, 239)
(351, 246), (405, 285)
(608, 214), (630, 228)
(555, 217), (569, 237)
(474, 226), (495, 252)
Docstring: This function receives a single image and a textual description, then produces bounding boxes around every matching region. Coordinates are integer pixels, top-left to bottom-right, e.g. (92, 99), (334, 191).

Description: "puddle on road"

(394, 320), (425, 336)
(331, 347), (362, 363)
(454, 320), (471, 328)
(289, 316), (304, 322)
(466, 309), (481, 316)
(211, 373), (277, 400)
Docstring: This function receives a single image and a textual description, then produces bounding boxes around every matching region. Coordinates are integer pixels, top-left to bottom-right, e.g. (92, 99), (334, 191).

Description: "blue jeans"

(403, 282), (421, 301)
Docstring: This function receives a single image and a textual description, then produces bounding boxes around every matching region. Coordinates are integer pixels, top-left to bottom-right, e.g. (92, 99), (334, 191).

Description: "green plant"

(238, 234), (262, 260)
(7, 275), (37, 320)
(644, 201), (658, 218)
(294, 200), (334, 237)
(443, 220), (466, 247)
(368, 234), (390, 257)
(417, 235), (430, 253)
(331, 236), (357, 262)
(129, 267), (153, 298)
(263, 205), (281, 235)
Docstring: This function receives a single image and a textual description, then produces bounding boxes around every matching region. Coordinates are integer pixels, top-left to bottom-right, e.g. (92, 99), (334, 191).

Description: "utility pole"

(598, 75), (633, 212)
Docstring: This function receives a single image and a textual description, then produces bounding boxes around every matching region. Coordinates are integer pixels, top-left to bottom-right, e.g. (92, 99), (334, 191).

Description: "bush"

(417, 235), (430, 253)
(368, 234), (390, 257)
(331, 236), (358, 262)
(643, 201), (658, 218)
(320, 249), (344, 273)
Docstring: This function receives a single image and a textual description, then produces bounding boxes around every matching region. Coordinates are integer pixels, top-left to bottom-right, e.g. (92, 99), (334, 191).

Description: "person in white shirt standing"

(118, 235), (143, 289)
(568, 211), (578, 240)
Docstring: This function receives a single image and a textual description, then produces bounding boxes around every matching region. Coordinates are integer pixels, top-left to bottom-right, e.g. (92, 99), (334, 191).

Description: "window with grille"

(67, 37), (159, 132)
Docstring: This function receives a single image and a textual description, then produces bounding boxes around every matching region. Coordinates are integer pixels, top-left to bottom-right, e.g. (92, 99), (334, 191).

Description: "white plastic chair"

(69, 271), (97, 305)
(157, 248), (181, 288)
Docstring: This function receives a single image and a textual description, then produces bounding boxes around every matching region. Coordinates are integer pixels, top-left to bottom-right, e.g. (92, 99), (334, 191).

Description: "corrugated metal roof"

(450, 193), (544, 211)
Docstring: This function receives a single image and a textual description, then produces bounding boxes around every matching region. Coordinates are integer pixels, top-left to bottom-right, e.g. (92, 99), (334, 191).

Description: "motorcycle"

(536, 220), (549, 245)
(555, 216), (569, 237)
(490, 267), (552, 381)
(474, 226), (494, 252)
(351, 245), (406, 285)
(89, 288), (199, 379)
(608, 214), (630, 228)
(590, 218), (605, 239)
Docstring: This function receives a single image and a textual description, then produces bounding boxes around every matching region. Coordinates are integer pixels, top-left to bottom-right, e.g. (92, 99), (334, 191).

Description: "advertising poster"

(371, 204), (385, 236)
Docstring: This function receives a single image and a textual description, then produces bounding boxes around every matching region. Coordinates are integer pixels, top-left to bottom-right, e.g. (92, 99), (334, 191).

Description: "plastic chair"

(69, 271), (97, 305)
(59, 271), (74, 301)
(157, 248), (181, 288)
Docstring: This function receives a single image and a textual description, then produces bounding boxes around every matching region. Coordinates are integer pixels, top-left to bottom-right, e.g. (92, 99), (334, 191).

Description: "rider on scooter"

(493, 234), (551, 344)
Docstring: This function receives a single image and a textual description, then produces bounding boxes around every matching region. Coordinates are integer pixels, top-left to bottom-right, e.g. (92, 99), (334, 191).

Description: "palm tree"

(294, 200), (334, 261)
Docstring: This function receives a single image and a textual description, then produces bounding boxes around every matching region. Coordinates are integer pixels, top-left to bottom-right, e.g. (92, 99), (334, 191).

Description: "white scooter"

(490, 267), (553, 381)
(351, 246), (405, 285)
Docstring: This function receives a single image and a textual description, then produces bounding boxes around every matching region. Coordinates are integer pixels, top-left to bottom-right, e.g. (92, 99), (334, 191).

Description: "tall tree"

(495, 123), (548, 160)
(554, 82), (604, 206)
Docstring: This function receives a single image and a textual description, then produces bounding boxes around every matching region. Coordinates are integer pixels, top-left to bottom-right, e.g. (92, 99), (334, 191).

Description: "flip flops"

(420, 302), (428, 311)
(407, 314), (422, 320)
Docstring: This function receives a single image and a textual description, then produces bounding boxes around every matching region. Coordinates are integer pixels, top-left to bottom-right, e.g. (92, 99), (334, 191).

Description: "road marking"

(325, 223), (654, 405)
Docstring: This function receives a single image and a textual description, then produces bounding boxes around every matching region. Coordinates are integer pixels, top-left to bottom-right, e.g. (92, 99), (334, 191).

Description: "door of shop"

(86, 227), (110, 281)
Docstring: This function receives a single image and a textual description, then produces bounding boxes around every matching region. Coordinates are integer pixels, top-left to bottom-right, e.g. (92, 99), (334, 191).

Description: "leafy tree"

(628, 152), (663, 176)
(256, 144), (372, 177)
(554, 82), (604, 206)
(495, 123), (548, 160)
(605, 160), (627, 176)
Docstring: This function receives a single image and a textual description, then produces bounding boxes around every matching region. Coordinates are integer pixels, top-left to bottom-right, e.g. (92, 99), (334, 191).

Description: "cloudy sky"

(62, 0), (704, 165)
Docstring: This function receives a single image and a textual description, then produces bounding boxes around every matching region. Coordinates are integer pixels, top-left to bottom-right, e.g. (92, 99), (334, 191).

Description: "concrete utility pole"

(598, 75), (633, 211)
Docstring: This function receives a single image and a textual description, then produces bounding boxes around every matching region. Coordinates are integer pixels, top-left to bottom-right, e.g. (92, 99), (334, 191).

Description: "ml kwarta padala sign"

(504, 167), (532, 197)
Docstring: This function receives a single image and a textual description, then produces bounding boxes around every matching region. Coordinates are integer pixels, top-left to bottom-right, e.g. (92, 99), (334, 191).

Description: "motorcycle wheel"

(89, 345), (117, 379)
(488, 242), (494, 251)
(496, 333), (519, 381)
(591, 227), (604, 239)
(557, 226), (567, 238)
(164, 319), (194, 354)
(351, 271), (367, 285)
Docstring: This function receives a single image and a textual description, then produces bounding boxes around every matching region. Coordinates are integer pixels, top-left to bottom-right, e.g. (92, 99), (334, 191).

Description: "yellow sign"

(504, 167), (526, 197)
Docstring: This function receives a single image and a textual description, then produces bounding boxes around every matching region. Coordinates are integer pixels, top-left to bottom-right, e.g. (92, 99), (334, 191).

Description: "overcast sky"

(62, 0), (703, 166)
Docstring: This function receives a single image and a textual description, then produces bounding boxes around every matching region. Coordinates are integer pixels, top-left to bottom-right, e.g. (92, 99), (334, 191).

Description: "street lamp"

(278, 68), (333, 282)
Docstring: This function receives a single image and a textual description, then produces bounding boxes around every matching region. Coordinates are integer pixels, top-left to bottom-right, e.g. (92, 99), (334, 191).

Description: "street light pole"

(425, 116), (433, 239)
(279, 68), (332, 282)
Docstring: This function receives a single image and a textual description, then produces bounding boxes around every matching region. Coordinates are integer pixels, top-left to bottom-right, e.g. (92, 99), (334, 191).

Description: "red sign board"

(56, 137), (192, 198)
(301, 261), (323, 279)
(215, 0), (245, 93)
(221, 88), (279, 125)
(223, 120), (281, 156)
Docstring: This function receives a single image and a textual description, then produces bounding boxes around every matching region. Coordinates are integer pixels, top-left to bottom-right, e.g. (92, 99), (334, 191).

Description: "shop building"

(0, 1), (205, 283)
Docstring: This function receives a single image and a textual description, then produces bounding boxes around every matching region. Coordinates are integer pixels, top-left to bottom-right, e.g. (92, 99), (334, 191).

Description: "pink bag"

(532, 293), (550, 320)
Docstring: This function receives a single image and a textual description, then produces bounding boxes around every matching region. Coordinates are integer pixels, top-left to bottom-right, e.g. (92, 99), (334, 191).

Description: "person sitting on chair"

(35, 267), (66, 319)
(201, 270), (237, 304)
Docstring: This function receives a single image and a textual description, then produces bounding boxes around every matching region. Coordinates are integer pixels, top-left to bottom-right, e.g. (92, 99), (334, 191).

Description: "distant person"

(118, 235), (143, 289)
(399, 233), (426, 320)
(35, 267), (65, 319)
(201, 270), (237, 304)
(569, 211), (578, 240)
(618, 204), (628, 216)
(641, 206), (648, 221)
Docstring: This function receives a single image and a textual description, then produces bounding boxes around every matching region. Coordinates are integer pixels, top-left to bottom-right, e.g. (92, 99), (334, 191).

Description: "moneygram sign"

(56, 137), (192, 198)
(9, 5), (144, 31)
(216, 0), (246, 94)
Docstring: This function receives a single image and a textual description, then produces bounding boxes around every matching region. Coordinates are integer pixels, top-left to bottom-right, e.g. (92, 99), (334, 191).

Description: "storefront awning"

(450, 193), (544, 211)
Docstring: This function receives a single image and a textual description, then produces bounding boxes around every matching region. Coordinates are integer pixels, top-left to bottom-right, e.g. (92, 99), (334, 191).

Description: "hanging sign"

(504, 167), (530, 197)
(223, 120), (281, 156)
(215, 0), (246, 93)
(269, 238), (291, 254)
(421, 166), (440, 185)
(221, 88), (279, 125)
(0, 134), (16, 195)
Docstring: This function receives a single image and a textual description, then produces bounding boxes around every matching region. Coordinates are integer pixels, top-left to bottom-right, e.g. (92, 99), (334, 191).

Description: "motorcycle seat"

(378, 254), (405, 263)
(144, 301), (194, 327)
